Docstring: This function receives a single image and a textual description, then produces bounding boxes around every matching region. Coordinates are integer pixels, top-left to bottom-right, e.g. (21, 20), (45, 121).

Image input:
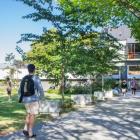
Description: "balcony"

(127, 52), (140, 59)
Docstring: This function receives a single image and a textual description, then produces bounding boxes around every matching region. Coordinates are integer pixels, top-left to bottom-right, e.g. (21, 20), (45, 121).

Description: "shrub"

(65, 85), (90, 95)
(47, 89), (59, 94)
(91, 82), (102, 91)
(103, 79), (119, 90)
(60, 99), (75, 113)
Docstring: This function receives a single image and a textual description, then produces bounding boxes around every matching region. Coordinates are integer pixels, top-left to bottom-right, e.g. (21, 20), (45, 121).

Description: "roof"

(107, 25), (137, 43)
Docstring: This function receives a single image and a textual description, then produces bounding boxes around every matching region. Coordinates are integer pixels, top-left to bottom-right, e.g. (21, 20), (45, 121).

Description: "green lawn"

(0, 89), (70, 135)
(0, 91), (25, 134)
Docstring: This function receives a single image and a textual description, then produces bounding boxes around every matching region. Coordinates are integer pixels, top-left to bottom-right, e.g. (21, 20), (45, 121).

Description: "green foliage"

(0, 89), (72, 134)
(65, 85), (90, 95)
(103, 78), (118, 90)
(16, 0), (122, 101)
(27, 29), (63, 84)
(0, 93), (26, 133)
(60, 99), (75, 113)
(59, 0), (140, 41)
(47, 89), (59, 94)
(130, 21), (140, 41)
(27, 29), (121, 81)
(92, 81), (102, 92)
(15, 0), (122, 81)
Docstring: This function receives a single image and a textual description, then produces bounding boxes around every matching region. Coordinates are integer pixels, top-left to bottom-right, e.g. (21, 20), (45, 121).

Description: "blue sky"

(0, 0), (52, 63)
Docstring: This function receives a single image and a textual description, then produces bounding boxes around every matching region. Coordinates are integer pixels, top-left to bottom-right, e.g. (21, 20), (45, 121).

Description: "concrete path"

(1, 92), (140, 140)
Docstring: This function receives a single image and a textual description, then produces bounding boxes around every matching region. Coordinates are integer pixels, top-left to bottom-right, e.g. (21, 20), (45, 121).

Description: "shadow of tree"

(0, 97), (140, 140)
(0, 95), (50, 135)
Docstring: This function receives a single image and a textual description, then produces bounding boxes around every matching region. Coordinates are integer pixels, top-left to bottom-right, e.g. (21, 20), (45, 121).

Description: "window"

(128, 66), (140, 75)
(127, 43), (140, 59)
(135, 43), (140, 52)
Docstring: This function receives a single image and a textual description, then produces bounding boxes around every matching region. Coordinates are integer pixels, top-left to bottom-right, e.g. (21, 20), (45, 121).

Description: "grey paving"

(0, 92), (140, 140)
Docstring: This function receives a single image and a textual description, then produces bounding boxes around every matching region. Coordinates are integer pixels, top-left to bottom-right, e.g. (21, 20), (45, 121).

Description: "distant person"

(130, 77), (137, 95)
(121, 80), (127, 96)
(6, 77), (12, 101)
(18, 64), (44, 138)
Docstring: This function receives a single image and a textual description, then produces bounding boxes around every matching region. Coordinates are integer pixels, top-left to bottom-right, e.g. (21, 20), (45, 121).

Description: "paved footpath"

(1, 92), (140, 140)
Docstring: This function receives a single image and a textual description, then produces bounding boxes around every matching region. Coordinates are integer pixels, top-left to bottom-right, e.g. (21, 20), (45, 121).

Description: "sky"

(0, 0), (52, 63)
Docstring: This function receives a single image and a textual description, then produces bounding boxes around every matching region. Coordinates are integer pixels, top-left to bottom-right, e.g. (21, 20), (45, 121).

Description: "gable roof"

(107, 25), (136, 43)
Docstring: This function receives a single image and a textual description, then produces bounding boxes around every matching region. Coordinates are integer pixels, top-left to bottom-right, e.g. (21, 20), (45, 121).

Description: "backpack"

(20, 75), (35, 97)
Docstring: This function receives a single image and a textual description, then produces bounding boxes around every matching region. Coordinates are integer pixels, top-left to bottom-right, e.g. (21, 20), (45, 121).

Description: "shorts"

(7, 88), (11, 95)
(122, 88), (126, 93)
(131, 88), (136, 91)
(24, 101), (39, 115)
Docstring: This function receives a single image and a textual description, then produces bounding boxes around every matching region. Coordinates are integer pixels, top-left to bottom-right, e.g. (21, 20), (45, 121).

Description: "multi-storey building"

(107, 25), (140, 89)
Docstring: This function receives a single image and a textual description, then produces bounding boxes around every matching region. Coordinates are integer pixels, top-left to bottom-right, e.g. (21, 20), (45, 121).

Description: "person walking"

(18, 64), (44, 138)
(121, 80), (127, 97)
(130, 77), (137, 96)
(6, 77), (12, 101)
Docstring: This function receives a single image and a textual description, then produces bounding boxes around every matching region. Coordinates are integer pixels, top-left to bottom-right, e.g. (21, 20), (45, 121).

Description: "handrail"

(127, 52), (140, 59)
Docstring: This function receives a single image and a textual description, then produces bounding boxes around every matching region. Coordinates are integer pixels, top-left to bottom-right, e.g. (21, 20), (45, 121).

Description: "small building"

(0, 63), (28, 80)
(107, 25), (140, 89)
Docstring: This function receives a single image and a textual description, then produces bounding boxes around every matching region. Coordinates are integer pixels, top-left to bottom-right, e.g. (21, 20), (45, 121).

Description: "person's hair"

(27, 64), (35, 73)
(6, 77), (10, 81)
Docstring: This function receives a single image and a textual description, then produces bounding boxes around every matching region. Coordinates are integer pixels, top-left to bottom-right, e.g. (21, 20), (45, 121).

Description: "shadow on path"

(0, 96), (140, 140)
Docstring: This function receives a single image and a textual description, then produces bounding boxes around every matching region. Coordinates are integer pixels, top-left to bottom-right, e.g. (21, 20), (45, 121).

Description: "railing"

(127, 52), (140, 59)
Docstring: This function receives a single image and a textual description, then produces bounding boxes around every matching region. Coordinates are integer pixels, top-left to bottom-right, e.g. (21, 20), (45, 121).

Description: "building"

(107, 25), (140, 89)
(0, 63), (28, 80)
(1, 26), (139, 90)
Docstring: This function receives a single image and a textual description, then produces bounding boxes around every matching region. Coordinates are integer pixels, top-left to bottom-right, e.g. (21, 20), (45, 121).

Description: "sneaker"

(28, 134), (36, 138)
(23, 130), (29, 136)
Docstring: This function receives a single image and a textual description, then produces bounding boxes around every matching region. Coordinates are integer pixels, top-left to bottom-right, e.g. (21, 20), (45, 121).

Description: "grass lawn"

(0, 88), (71, 136)
(0, 90), (25, 135)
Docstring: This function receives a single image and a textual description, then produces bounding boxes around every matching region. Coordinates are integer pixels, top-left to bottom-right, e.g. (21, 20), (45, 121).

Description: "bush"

(92, 96), (97, 102)
(60, 99), (75, 113)
(65, 85), (90, 95)
(91, 78), (120, 91)
(47, 89), (59, 94)
(92, 82), (102, 91)
(103, 79), (119, 90)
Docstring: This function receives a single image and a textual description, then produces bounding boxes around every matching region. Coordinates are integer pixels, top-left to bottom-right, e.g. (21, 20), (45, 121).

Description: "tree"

(114, 0), (140, 19)
(16, 0), (122, 102)
(5, 53), (15, 65)
(13, 60), (24, 85)
(5, 53), (16, 79)
(8, 67), (16, 80)
(59, 0), (140, 41)
(5, 53), (24, 81)
(13, 59), (25, 69)
(27, 29), (121, 90)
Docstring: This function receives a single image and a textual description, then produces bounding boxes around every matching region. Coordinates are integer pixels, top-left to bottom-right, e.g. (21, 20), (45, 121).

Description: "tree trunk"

(60, 65), (65, 104)
(89, 75), (94, 103)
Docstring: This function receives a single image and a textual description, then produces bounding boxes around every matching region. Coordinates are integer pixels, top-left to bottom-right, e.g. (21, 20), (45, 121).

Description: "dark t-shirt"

(121, 82), (127, 89)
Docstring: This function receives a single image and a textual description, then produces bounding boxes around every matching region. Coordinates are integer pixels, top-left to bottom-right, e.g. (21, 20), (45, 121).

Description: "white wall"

(0, 68), (28, 80)
(0, 69), (9, 80)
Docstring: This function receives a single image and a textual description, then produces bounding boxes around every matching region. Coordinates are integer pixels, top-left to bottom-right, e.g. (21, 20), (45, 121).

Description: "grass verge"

(0, 89), (72, 136)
